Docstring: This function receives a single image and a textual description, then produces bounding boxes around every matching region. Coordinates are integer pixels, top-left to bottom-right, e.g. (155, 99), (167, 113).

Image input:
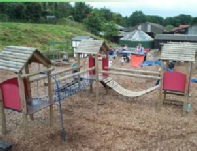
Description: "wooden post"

(17, 74), (29, 139)
(95, 54), (99, 101)
(0, 88), (6, 135)
(25, 64), (34, 121)
(77, 53), (81, 96)
(156, 61), (164, 112)
(182, 62), (192, 116)
(48, 70), (53, 126)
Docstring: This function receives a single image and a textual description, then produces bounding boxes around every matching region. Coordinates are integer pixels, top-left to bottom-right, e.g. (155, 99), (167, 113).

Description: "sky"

(85, 0), (197, 18)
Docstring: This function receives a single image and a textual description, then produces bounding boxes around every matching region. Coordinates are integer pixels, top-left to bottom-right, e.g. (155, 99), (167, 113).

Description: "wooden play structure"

(101, 67), (160, 97)
(157, 42), (197, 116)
(0, 41), (110, 140)
(0, 46), (54, 138)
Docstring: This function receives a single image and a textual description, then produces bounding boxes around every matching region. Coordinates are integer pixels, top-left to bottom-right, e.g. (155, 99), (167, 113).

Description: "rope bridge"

(102, 77), (160, 97)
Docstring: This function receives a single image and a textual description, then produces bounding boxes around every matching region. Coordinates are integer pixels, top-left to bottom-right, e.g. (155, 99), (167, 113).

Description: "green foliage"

(191, 17), (197, 25)
(146, 15), (164, 25)
(101, 21), (119, 41)
(165, 25), (174, 30)
(0, 22), (100, 51)
(83, 10), (102, 35)
(128, 11), (146, 26)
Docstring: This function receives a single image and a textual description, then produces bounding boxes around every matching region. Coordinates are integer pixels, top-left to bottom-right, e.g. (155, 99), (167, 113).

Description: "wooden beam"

(25, 64), (34, 121)
(100, 70), (161, 80)
(95, 54), (99, 101)
(17, 74), (29, 139)
(47, 70), (53, 127)
(106, 67), (160, 75)
(0, 87), (6, 135)
(51, 67), (96, 84)
(21, 67), (55, 78)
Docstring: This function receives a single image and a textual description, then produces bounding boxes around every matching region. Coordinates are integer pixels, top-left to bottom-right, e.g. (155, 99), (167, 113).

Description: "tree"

(165, 25), (174, 30)
(146, 15), (164, 25)
(128, 11), (146, 26)
(83, 10), (102, 35)
(112, 13), (127, 27)
(101, 21), (119, 41)
(72, 2), (92, 23)
(191, 17), (197, 25)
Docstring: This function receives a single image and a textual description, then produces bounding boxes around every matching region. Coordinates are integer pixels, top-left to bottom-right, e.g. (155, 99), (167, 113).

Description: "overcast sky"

(85, 0), (197, 18)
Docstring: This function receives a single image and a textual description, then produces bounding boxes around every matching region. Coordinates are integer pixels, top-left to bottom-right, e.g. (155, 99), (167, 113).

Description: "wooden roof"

(160, 43), (196, 62)
(75, 40), (109, 55)
(0, 46), (51, 73)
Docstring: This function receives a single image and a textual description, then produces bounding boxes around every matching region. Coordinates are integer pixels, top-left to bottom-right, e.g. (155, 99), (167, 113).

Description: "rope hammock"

(103, 77), (160, 97)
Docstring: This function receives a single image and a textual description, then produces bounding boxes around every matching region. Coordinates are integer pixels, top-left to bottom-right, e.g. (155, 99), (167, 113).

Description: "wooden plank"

(0, 55), (27, 63)
(0, 65), (20, 73)
(2, 51), (32, 57)
(0, 87), (6, 135)
(21, 67), (55, 78)
(0, 62), (22, 70)
(47, 70), (53, 127)
(25, 64), (34, 121)
(107, 67), (160, 75)
(17, 74), (29, 139)
(0, 53), (29, 60)
(4, 48), (34, 54)
(0, 59), (24, 66)
(53, 67), (96, 84)
(100, 70), (161, 80)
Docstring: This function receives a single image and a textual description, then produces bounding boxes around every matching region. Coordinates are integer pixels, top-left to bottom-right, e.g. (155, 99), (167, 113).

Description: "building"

(172, 25), (190, 34)
(187, 25), (197, 35)
(72, 36), (94, 57)
(154, 34), (197, 49)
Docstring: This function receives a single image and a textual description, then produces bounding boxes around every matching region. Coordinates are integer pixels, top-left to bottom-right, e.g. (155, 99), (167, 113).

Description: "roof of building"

(147, 22), (170, 32)
(160, 43), (196, 62)
(75, 40), (109, 54)
(172, 25), (189, 31)
(155, 34), (197, 41)
(72, 36), (92, 41)
(0, 46), (51, 73)
(121, 30), (154, 41)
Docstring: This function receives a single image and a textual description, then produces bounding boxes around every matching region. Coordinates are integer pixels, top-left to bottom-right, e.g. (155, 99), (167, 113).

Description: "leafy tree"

(101, 21), (119, 41)
(146, 15), (164, 25)
(165, 25), (174, 30)
(54, 2), (73, 19)
(191, 17), (197, 25)
(83, 10), (102, 35)
(112, 13), (127, 27)
(128, 11), (146, 26)
(72, 2), (92, 22)
(99, 7), (113, 22)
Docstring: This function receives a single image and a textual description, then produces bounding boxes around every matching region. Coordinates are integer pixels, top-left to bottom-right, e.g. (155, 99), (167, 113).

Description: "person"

(136, 43), (144, 53)
(109, 46), (114, 61)
(71, 58), (78, 73)
(136, 43), (147, 61)
(123, 44), (128, 51)
(63, 53), (68, 62)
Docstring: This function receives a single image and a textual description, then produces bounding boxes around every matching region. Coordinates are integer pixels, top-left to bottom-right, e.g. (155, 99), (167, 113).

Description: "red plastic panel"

(130, 54), (144, 68)
(102, 58), (108, 77)
(163, 72), (186, 92)
(0, 77), (28, 111)
(144, 48), (150, 53)
(89, 56), (95, 75)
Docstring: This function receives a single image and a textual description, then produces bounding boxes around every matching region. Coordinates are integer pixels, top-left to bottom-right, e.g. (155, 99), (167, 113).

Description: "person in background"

(136, 43), (144, 53)
(63, 53), (68, 62)
(109, 46), (114, 61)
(123, 44), (128, 51)
(71, 58), (78, 73)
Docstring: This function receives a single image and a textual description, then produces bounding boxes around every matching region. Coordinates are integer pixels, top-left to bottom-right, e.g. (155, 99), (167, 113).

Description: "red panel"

(130, 54), (144, 68)
(163, 72), (186, 92)
(102, 58), (108, 77)
(0, 77), (28, 112)
(144, 48), (150, 53)
(89, 56), (95, 75)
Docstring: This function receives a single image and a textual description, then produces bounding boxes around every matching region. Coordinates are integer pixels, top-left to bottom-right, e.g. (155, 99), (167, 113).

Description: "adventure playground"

(1, 40), (197, 150)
